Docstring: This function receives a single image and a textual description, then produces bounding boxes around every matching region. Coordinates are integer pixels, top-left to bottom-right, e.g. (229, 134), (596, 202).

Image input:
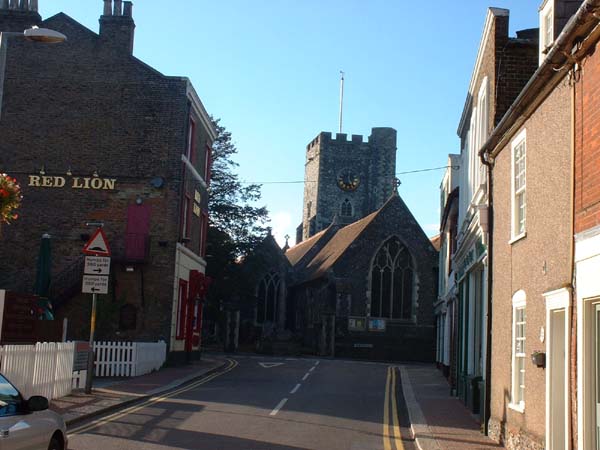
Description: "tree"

(204, 119), (270, 344)
(207, 118), (269, 257)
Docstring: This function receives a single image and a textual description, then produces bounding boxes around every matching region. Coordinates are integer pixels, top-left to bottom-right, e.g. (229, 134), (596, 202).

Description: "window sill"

(509, 232), (527, 245)
(508, 402), (525, 414)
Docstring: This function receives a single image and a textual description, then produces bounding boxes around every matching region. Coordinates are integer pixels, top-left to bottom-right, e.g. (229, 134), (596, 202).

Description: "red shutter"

(125, 204), (151, 260)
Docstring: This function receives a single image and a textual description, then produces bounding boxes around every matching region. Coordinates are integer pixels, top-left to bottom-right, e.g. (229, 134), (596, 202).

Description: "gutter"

(479, 0), (600, 161)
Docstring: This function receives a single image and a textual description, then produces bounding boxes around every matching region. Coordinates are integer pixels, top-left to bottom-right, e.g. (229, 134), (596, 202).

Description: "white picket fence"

(0, 342), (75, 400)
(94, 341), (166, 377)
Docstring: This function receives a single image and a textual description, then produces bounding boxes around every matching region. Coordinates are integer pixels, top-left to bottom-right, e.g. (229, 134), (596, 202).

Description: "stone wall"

(301, 128), (396, 240)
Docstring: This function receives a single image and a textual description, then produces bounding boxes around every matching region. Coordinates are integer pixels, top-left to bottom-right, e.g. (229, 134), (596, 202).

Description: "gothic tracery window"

(256, 272), (280, 324)
(340, 199), (353, 217)
(370, 237), (414, 320)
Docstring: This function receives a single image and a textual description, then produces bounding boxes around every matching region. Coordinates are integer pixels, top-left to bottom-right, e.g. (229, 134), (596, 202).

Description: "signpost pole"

(85, 292), (97, 394)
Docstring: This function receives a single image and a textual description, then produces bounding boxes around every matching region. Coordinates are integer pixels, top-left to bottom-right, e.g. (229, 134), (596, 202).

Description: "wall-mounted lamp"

(531, 351), (546, 368)
(135, 196), (143, 205)
(39, 166), (46, 175)
(92, 170), (99, 177)
(66, 167), (72, 176)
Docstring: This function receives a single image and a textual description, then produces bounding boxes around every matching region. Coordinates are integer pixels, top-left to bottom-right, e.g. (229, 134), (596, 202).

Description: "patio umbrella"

(34, 233), (54, 320)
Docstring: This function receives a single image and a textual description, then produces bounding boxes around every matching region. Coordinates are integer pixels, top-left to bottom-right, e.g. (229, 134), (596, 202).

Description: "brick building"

(0, 0), (216, 362)
(474, 1), (600, 449)
(572, 1), (600, 448)
(440, 7), (540, 432)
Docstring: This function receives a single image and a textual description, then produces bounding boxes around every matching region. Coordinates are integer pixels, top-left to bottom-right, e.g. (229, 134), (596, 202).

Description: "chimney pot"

(103, 0), (112, 16)
(123, 1), (132, 18)
(19, 0), (28, 10)
(9, 0), (17, 9)
(1, 0), (9, 9)
(113, 0), (122, 16)
(30, 0), (37, 11)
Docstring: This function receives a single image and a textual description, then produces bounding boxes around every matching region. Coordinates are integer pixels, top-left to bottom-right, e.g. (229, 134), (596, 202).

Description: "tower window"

(341, 199), (353, 217)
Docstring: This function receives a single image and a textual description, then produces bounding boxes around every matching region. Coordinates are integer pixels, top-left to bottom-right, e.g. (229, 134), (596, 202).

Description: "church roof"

(301, 208), (380, 281)
(285, 228), (329, 267)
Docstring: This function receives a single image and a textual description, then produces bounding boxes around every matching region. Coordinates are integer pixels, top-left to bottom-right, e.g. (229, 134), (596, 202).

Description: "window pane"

(371, 269), (381, 317)
(381, 268), (392, 318)
(402, 268), (413, 319)
(0, 375), (22, 417)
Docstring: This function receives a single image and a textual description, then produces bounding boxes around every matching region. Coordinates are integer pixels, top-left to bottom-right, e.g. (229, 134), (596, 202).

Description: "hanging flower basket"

(0, 173), (22, 225)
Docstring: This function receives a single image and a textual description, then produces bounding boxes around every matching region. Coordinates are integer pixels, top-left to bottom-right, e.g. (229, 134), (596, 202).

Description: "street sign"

(83, 228), (111, 256)
(84, 256), (111, 275)
(82, 275), (109, 294)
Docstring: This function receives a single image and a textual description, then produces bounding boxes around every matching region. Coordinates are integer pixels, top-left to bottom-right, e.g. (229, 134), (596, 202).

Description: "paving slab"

(400, 365), (503, 450)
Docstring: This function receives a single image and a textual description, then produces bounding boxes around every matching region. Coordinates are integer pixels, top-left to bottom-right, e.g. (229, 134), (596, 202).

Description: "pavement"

(399, 365), (502, 450)
(51, 356), (229, 427)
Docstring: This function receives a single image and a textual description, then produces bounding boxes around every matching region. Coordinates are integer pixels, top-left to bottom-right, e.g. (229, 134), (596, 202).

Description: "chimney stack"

(99, 0), (135, 55)
(0, 0), (41, 31)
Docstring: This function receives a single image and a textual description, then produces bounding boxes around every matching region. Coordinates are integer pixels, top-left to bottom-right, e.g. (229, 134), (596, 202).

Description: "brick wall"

(0, 7), (212, 344)
(575, 39), (600, 233)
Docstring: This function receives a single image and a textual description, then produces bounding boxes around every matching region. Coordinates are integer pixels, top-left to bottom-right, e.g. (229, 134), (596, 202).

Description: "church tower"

(298, 127), (397, 242)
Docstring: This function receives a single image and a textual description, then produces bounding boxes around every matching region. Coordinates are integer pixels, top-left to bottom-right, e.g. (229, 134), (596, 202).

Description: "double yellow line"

(68, 358), (238, 436)
(383, 366), (404, 450)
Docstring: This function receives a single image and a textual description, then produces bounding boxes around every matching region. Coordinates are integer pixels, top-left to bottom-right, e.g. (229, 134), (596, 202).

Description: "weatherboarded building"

(0, 1), (215, 362)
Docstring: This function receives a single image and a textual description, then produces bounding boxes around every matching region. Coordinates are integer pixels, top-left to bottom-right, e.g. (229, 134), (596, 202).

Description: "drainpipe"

(568, 60), (578, 450)
(480, 151), (493, 436)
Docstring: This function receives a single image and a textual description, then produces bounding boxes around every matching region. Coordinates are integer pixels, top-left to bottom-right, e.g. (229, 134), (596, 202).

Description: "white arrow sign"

(82, 275), (109, 294)
(259, 362), (284, 368)
(84, 256), (111, 276)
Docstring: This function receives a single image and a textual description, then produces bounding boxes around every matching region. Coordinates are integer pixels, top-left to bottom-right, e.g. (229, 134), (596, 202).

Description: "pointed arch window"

(370, 237), (414, 320)
(341, 199), (353, 217)
(256, 272), (280, 324)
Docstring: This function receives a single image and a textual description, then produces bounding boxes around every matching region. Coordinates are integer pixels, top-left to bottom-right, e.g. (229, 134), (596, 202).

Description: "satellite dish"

(150, 177), (165, 188)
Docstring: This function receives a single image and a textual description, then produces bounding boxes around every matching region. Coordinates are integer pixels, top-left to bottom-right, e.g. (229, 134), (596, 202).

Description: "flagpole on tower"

(339, 70), (344, 134)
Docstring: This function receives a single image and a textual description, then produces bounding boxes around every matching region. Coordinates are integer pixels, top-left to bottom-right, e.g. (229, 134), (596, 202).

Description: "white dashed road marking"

(290, 383), (301, 394)
(270, 398), (288, 416)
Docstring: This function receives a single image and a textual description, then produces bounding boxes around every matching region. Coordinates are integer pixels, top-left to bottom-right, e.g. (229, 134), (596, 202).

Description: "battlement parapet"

(306, 128), (395, 150)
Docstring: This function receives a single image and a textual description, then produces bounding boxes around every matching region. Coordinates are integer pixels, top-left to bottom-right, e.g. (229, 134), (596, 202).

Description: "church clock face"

(337, 169), (360, 191)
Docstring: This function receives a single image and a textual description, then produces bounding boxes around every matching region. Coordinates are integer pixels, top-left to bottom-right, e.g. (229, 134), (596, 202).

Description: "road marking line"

(309, 366), (315, 372)
(302, 372), (310, 381)
(270, 398), (288, 416)
(68, 359), (238, 436)
(383, 366), (392, 450)
(390, 367), (404, 449)
(314, 361), (319, 366)
(290, 384), (301, 394)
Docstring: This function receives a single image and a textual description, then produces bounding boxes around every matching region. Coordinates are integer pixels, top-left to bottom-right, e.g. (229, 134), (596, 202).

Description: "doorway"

(544, 288), (570, 450)
(549, 309), (566, 450)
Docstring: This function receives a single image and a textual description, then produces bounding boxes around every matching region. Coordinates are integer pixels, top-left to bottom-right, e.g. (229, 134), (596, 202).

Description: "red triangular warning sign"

(83, 228), (111, 256)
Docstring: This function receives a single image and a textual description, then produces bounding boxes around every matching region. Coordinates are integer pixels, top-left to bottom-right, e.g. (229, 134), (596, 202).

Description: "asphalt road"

(67, 355), (416, 450)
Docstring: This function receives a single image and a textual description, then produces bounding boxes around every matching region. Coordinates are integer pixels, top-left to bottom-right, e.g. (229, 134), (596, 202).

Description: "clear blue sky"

(41, 1), (539, 246)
